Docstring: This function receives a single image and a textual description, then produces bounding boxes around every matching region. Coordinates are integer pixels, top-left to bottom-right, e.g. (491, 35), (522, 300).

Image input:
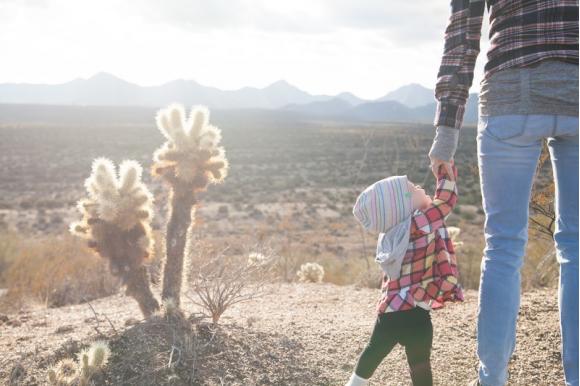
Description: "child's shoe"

(345, 373), (369, 386)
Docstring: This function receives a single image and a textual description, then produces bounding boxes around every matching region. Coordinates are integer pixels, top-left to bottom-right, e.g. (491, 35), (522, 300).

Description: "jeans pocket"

(478, 115), (528, 140)
(555, 115), (580, 138)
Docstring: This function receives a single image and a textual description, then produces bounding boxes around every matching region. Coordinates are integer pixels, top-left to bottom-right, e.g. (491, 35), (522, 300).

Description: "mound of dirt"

(0, 283), (564, 385)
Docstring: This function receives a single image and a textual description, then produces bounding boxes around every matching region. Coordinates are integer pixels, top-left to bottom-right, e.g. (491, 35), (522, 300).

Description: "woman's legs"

(353, 313), (399, 379)
(547, 115), (579, 386)
(476, 114), (545, 386)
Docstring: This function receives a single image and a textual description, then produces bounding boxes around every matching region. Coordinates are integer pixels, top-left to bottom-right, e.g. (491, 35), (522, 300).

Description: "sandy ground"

(0, 283), (564, 385)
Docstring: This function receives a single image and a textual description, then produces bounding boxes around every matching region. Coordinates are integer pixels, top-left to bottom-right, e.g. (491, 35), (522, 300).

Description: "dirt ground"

(0, 283), (564, 386)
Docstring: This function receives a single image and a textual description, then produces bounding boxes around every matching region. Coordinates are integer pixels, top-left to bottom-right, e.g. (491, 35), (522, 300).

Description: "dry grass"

(0, 233), (119, 312)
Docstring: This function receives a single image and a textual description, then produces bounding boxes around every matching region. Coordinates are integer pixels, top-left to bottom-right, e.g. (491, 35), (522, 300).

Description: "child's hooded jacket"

(354, 164), (464, 314)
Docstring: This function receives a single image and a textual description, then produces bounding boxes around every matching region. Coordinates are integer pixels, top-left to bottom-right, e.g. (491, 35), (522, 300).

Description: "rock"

(55, 325), (74, 334)
(125, 317), (139, 326)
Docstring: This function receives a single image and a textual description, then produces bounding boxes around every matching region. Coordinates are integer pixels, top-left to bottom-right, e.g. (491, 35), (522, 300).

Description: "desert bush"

(447, 226), (464, 249)
(522, 238), (559, 289)
(296, 262), (325, 283)
(314, 252), (373, 286)
(459, 210), (476, 221)
(186, 243), (273, 324)
(0, 235), (119, 311)
(152, 104), (228, 308)
(356, 266), (383, 289)
(0, 231), (20, 287)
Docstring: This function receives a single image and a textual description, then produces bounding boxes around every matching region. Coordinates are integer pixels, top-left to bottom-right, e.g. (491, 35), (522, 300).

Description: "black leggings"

(354, 307), (433, 386)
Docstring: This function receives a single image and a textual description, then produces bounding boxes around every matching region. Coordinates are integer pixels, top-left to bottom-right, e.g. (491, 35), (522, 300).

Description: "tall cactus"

(70, 158), (159, 317)
(152, 104), (228, 307)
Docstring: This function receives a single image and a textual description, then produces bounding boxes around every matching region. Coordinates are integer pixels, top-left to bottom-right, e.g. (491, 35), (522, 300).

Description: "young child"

(347, 162), (463, 386)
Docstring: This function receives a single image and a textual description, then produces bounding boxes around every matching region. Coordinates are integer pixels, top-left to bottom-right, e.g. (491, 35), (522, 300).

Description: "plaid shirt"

(434, 0), (579, 129)
(377, 164), (463, 314)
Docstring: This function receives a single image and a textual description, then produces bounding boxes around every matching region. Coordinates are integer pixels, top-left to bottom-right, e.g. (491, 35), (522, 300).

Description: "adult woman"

(428, 1), (579, 385)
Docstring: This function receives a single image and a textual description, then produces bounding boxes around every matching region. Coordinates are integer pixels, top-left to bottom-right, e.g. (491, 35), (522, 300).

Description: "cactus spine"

(70, 158), (159, 317)
(48, 341), (110, 386)
(152, 104), (228, 307)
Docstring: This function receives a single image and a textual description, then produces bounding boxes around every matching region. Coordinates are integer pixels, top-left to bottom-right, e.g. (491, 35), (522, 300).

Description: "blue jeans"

(476, 114), (579, 386)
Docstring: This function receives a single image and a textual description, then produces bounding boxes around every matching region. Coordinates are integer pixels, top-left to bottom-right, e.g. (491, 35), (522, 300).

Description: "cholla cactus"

(70, 158), (159, 317)
(48, 341), (111, 386)
(248, 252), (268, 266)
(152, 104), (228, 307)
(447, 226), (464, 249)
(77, 341), (111, 385)
(297, 262), (325, 283)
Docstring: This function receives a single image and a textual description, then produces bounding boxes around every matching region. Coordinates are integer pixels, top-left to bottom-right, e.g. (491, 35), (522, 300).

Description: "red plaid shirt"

(435, 0), (579, 129)
(377, 164), (463, 314)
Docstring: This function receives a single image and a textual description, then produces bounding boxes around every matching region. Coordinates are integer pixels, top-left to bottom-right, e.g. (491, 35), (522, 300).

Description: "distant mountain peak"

(336, 91), (357, 98)
(335, 91), (366, 106)
(265, 79), (299, 91)
(0, 74), (477, 124)
(87, 72), (124, 81)
(379, 83), (435, 108)
(404, 82), (428, 88)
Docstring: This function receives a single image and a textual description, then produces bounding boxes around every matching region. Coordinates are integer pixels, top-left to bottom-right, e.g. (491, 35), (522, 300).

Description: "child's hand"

(431, 159), (455, 181)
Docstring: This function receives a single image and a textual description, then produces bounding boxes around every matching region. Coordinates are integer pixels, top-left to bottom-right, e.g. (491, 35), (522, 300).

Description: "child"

(347, 162), (463, 386)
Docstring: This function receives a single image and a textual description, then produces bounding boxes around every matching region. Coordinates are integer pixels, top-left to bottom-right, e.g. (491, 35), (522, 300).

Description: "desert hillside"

(0, 108), (562, 386)
(1, 283), (564, 385)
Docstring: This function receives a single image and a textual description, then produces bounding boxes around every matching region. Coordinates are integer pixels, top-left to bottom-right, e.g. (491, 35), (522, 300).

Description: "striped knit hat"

(352, 175), (413, 233)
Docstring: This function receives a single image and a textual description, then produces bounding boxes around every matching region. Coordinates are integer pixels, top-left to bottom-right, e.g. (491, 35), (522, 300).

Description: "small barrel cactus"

(152, 104), (228, 307)
(48, 341), (111, 386)
(70, 158), (159, 317)
(48, 358), (78, 386)
(297, 262), (325, 283)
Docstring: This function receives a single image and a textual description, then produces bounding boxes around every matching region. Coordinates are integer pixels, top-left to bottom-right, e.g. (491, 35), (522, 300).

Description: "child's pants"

(354, 307), (433, 386)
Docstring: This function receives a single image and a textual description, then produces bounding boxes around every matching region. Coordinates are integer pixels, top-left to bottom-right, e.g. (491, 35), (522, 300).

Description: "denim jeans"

(476, 114), (579, 386)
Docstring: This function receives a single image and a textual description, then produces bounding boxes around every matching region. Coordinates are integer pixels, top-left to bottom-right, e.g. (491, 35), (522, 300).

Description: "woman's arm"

(410, 163), (458, 235)
(434, 0), (485, 130)
(430, 0), (486, 164)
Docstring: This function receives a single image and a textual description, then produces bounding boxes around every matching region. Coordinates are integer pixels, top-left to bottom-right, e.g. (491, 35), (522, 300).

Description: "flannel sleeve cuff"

(434, 100), (465, 129)
(429, 126), (459, 162)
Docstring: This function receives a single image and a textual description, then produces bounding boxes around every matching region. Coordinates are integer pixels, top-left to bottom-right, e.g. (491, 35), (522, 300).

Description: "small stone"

(55, 325), (74, 334)
(125, 317), (139, 326)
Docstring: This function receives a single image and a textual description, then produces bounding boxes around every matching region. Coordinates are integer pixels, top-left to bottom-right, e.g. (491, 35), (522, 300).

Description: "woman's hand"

(429, 156), (455, 181)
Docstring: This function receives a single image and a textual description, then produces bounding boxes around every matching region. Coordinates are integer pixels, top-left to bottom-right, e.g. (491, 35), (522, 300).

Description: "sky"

(0, 0), (490, 100)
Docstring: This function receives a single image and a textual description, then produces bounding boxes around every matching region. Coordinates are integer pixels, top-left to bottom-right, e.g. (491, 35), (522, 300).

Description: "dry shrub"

(356, 266), (383, 289)
(0, 231), (20, 287)
(1, 234), (119, 311)
(185, 243), (274, 324)
(315, 253), (376, 287)
(523, 239), (558, 289)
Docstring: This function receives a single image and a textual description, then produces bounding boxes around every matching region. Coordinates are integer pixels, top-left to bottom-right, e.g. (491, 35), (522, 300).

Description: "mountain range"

(0, 73), (478, 124)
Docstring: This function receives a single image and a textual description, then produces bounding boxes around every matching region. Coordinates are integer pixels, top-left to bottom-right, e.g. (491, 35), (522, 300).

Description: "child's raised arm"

(410, 163), (458, 235)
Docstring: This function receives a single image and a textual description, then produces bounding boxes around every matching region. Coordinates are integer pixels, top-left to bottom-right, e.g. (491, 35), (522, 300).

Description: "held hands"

(429, 156), (455, 181)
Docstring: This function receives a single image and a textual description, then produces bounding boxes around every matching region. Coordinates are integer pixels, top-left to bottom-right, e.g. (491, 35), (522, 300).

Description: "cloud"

(124, 0), (450, 43)
(0, 0), (488, 99)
